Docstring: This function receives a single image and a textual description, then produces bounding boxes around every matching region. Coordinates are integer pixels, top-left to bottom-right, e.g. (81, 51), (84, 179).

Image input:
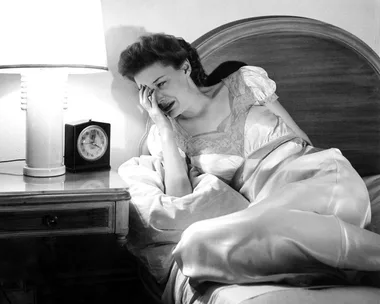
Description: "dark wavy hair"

(206, 61), (247, 86)
(118, 33), (208, 87)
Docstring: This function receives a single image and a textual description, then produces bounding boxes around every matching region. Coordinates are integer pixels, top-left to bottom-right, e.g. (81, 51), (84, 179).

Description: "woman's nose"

(155, 91), (166, 104)
(154, 90), (164, 99)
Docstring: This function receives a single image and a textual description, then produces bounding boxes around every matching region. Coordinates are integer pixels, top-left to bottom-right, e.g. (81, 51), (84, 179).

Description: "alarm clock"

(64, 120), (111, 172)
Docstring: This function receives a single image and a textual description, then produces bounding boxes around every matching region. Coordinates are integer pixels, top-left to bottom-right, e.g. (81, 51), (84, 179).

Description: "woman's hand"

(139, 85), (172, 132)
(139, 85), (192, 197)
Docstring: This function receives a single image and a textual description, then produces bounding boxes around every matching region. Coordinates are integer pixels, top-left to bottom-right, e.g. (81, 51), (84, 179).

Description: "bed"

(120, 16), (380, 304)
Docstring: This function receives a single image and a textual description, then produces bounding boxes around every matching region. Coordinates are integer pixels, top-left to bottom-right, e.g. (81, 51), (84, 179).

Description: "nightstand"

(0, 161), (152, 304)
(0, 161), (129, 239)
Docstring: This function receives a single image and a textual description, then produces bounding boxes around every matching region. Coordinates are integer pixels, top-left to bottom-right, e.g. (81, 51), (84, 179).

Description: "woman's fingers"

(138, 86), (171, 130)
(138, 85), (144, 103)
(149, 89), (159, 110)
(138, 86), (168, 127)
(138, 85), (145, 107)
(139, 85), (152, 110)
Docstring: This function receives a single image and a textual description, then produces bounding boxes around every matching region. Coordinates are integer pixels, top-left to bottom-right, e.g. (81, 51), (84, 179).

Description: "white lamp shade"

(0, 0), (108, 74)
(0, 0), (108, 177)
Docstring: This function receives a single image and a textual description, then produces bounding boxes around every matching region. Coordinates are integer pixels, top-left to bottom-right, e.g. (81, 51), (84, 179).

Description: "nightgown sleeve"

(238, 66), (278, 106)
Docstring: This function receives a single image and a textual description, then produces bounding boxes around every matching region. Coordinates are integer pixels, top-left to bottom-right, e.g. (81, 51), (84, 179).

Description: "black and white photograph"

(0, 1), (380, 303)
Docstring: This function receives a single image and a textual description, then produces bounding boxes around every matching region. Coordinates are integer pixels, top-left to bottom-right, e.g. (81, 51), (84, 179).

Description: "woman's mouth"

(159, 101), (175, 114)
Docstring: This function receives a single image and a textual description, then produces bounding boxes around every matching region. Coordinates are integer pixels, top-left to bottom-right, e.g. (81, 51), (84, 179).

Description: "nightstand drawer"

(0, 202), (115, 237)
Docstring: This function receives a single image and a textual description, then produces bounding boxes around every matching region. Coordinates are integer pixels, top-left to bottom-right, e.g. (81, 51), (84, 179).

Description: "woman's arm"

(160, 129), (192, 196)
(265, 99), (312, 145)
(140, 86), (192, 197)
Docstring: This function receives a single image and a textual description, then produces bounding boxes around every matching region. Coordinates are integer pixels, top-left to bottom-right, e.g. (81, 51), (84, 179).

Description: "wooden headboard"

(192, 16), (380, 177)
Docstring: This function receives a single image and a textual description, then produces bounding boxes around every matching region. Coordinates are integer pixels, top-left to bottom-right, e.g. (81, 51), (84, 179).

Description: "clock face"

(77, 125), (109, 161)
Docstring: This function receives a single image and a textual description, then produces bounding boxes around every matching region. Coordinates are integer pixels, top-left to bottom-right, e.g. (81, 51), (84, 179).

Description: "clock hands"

(82, 131), (101, 148)
(82, 140), (101, 149)
(91, 142), (101, 148)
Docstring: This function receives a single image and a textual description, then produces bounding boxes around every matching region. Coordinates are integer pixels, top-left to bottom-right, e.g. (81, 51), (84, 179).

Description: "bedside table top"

(0, 161), (130, 204)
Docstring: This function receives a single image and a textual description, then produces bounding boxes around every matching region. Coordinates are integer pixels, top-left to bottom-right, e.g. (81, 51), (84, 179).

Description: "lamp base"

(23, 165), (66, 177)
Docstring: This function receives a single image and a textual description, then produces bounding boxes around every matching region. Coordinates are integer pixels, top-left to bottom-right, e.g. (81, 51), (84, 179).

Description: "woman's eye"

(157, 81), (166, 88)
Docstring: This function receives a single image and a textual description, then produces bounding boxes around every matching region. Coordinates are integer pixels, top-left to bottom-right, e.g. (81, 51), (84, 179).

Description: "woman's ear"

(181, 60), (191, 75)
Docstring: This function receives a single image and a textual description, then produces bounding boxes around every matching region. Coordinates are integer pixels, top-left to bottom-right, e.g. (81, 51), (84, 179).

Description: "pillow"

(362, 175), (380, 234)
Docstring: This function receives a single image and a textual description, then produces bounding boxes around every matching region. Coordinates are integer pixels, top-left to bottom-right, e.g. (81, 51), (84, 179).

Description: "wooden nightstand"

(0, 162), (153, 304)
(0, 161), (129, 239)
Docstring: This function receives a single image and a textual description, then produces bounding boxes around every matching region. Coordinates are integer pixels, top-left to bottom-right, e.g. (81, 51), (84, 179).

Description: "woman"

(118, 33), (380, 287)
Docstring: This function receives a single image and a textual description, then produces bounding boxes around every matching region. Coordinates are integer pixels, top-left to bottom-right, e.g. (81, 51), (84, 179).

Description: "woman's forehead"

(135, 62), (174, 86)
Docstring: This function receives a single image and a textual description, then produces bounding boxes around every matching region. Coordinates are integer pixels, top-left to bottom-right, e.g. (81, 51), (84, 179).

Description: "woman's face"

(134, 61), (194, 118)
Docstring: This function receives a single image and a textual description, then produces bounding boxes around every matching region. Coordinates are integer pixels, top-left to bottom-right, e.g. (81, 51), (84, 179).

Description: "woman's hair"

(206, 61), (247, 86)
(118, 33), (208, 87)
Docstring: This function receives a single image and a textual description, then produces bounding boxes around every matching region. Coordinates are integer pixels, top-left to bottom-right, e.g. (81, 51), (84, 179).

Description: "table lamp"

(0, 0), (108, 177)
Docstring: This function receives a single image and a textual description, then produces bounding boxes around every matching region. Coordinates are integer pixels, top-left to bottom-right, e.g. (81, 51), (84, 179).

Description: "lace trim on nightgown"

(170, 92), (250, 157)
(170, 67), (278, 157)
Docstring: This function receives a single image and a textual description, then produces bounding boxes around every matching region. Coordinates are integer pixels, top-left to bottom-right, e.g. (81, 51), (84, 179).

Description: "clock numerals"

(77, 125), (109, 161)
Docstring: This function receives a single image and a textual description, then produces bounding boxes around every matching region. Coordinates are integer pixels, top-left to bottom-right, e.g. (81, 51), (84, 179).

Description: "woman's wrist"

(159, 128), (175, 141)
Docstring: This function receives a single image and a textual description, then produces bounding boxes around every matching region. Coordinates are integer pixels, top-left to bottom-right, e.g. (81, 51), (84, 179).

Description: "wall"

(1, 0), (379, 171)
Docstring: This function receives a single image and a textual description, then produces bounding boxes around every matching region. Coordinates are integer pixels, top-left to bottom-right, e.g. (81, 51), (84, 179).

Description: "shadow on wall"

(0, 74), (21, 99)
(105, 26), (151, 162)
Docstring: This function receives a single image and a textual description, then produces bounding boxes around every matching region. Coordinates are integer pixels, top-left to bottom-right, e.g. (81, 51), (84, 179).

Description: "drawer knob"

(43, 215), (59, 228)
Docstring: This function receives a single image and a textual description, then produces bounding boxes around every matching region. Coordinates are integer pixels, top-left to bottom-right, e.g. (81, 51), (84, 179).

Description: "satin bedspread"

(118, 155), (250, 285)
(118, 66), (380, 303)
(119, 141), (380, 303)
